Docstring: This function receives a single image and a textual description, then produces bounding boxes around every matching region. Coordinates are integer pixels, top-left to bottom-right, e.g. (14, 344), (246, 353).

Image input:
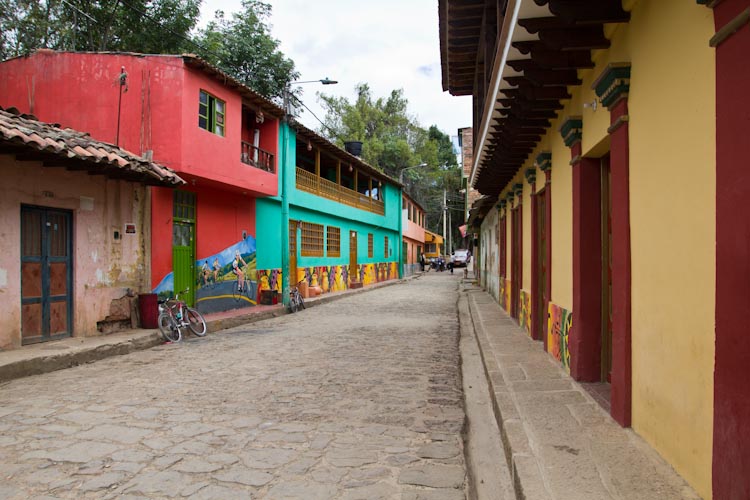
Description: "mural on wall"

(153, 237), (258, 314)
(503, 279), (511, 312)
(256, 262), (398, 297)
(547, 302), (572, 373)
(520, 290), (532, 336)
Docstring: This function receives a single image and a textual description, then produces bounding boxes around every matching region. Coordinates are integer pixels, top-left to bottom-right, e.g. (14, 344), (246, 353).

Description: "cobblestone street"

(0, 274), (466, 499)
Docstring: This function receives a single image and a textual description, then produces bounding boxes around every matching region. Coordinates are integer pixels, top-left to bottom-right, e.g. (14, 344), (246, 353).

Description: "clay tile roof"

(0, 107), (185, 186)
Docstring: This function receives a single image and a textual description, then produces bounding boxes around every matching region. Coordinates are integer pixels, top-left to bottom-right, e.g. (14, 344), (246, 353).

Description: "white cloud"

(200, 0), (471, 138)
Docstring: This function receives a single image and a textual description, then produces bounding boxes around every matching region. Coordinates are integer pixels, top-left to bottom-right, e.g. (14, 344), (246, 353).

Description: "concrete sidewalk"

(0, 276), (414, 384)
(462, 282), (701, 500)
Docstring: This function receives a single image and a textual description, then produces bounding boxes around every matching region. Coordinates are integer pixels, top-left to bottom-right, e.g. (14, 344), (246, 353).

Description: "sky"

(199, 0), (471, 140)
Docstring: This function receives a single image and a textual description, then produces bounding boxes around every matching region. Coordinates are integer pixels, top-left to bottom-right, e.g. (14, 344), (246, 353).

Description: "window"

(198, 90), (225, 137)
(426, 243), (436, 253)
(327, 226), (341, 257)
(368, 233), (374, 258)
(384, 236), (389, 258)
(301, 222), (324, 256)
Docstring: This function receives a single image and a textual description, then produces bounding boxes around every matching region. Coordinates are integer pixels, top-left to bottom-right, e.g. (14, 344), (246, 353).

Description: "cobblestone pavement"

(0, 273), (466, 499)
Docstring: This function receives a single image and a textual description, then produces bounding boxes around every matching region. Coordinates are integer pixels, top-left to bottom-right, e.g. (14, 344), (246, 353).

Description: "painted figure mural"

(153, 237), (258, 314)
(547, 303), (572, 373)
(520, 290), (532, 336)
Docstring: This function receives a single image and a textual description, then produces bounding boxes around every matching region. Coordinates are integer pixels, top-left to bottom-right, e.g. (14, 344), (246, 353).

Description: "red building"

(0, 51), (285, 312)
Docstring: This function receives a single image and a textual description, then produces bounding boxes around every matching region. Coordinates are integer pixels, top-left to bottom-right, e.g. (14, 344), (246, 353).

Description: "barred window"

(301, 222), (324, 256)
(368, 233), (374, 258)
(384, 236), (389, 258)
(327, 226), (341, 257)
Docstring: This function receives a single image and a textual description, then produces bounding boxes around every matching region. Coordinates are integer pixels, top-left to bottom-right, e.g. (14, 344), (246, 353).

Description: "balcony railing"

(296, 167), (385, 215)
(241, 141), (275, 173)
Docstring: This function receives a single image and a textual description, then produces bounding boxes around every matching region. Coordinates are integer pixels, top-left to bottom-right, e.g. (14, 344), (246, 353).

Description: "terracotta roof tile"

(0, 107), (184, 186)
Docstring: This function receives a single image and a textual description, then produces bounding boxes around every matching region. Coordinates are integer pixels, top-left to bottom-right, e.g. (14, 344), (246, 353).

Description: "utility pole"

(442, 189), (447, 255)
(448, 208), (452, 254)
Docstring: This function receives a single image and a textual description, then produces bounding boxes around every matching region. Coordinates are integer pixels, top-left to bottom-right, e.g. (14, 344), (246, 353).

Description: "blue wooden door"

(21, 206), (73, 344)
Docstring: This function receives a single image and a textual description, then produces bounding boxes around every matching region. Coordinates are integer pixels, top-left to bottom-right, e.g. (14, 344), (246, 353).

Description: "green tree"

(0, 0), (201, 59)
(318, 84), (463, 241)
(194, 0), (298, 100)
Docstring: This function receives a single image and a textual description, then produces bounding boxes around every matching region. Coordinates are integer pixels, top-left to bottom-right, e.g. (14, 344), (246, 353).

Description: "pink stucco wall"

(0, 155), (151, 349)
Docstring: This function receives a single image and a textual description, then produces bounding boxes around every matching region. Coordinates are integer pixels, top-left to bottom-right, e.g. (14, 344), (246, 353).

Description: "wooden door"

(21, 206), (73, 344)
(289, 222), (298, 284)
(172, 222), (195, 304)
(173, 191), (196, 305)
(349, 231), (358, 283)
(601, 155), (613, 382)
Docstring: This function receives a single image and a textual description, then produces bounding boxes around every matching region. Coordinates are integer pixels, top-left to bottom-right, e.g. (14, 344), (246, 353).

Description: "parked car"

(452, 249), (470, 267)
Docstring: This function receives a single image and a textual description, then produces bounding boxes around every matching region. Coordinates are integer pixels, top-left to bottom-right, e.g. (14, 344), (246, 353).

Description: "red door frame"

(510, 205), (520, 319)
(712, 1), (750, 498)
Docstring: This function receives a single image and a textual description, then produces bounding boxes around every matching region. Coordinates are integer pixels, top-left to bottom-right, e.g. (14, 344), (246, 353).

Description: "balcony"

(296, 168), (385, 215)
(241, 141), (275, 173)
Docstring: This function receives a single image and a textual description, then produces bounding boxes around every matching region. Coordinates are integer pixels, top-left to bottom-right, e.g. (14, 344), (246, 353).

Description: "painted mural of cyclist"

(232, 250), (248, 292)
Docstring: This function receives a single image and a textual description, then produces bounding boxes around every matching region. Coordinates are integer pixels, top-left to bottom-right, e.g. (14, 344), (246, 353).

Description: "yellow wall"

(496, 2), (714, 495)
(549, 120), (574, 312)
(573, 1), (715, 497)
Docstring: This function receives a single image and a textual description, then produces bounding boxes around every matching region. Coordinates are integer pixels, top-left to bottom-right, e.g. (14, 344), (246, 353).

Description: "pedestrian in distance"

(419, 252), (426, 272)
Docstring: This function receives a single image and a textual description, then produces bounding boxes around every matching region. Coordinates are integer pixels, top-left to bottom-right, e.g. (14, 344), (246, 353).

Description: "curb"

(463, 286), (552, 500)
(0, 275), (420, 384)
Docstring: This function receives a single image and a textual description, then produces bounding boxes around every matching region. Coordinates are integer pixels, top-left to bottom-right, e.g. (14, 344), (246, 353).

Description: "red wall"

(151, 187), (175, 289)
(0, 51), (278, 196)
(713, 1), (750, 499)
(150, 186), (256, 288)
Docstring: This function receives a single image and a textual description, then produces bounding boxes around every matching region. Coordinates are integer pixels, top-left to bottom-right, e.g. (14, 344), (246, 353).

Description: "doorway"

(349, 231), (358, 283)
(172, 190), (196, 306)
(534, 190), (548, 340)
(289, 222), (298, 284)
(21, 206), (73, 344)
(510, 206), (521, 319)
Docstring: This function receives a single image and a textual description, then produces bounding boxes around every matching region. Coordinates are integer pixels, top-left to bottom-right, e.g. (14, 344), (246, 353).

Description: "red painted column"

(593, 63), (634, 426)
(570, 143), (603, 382)
(712, 1), (750, 498)
(530, 189), (539, 339)
(608, 98), (632, 427)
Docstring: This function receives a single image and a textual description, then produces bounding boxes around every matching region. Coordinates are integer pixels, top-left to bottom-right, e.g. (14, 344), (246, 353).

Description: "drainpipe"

(280, 119), (291, 306)
(398, 184), (404, 278)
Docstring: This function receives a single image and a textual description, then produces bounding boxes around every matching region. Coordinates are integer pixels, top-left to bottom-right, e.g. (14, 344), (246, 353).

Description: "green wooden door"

(173, 191), (196, 306)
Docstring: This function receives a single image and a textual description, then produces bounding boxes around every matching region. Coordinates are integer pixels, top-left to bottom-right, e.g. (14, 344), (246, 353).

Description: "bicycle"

(232, 269), (254, 303)
(158, 288), (207, 342)
(289, 279), (306, 313)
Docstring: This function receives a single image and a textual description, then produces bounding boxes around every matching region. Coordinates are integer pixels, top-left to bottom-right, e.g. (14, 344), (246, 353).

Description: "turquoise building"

(256, 121), (402, 304)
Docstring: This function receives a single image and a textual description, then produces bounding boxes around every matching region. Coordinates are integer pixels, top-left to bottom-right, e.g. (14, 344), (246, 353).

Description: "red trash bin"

(138, 293), (159, 329)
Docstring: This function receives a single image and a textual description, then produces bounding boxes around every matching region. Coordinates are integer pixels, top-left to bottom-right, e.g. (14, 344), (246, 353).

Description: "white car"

(452, 249), (470, 267)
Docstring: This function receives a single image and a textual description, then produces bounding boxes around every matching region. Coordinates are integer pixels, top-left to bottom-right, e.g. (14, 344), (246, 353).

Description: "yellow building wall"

(574, 1), (715, 497)
(548, 120), (574, 312)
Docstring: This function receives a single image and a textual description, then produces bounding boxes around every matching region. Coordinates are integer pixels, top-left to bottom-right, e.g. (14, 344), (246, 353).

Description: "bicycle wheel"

(186, 307), (207, 337)
(297, 293), (305, 310)
(232, 281), (241, 302)
(158, 313), (182, 342)
(289, 293), (298, 313)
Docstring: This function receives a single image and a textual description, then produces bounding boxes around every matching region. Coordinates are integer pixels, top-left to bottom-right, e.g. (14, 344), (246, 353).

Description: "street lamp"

(399, 163), (428, 184)
(293, 77), (338, 85)
(284, 77), (338, 116)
